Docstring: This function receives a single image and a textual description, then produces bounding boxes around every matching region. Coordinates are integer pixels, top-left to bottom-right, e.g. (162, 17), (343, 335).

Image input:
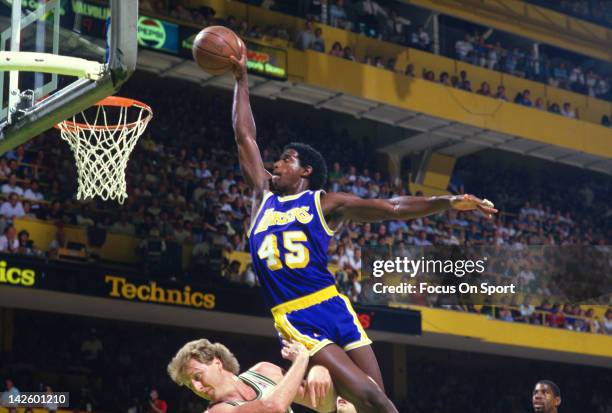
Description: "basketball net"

(57, 96), (153, 204)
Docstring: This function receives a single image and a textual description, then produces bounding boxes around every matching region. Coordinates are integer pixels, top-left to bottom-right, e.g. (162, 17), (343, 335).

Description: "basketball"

(192, 26), (243, 75)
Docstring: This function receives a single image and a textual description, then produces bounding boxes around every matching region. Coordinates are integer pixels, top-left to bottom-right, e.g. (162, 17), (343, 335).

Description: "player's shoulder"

(248, 361), (283, 382)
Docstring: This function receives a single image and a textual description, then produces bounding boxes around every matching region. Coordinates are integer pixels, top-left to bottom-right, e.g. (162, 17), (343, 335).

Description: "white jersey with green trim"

(221, 370), (294, 412)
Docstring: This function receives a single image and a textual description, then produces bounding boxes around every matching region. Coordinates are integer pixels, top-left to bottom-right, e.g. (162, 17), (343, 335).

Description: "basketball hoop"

(56, 96), (153, 204)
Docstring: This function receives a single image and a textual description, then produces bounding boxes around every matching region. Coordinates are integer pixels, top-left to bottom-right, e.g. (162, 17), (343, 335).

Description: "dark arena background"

(1, 0), (611, 412)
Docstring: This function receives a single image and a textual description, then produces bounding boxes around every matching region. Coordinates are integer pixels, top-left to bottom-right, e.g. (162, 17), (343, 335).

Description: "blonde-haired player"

(168, 338), (337, 412)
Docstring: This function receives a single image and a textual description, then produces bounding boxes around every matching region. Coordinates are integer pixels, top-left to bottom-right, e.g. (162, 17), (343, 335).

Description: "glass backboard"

(0, 0), (138, 153)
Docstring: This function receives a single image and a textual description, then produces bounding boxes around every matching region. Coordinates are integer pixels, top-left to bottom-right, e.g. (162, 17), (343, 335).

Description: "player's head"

(167, 339), (240, 401)
(272, 143), (327, 193)
(532, 380), (561, 413)
(337, 397), (358, 413)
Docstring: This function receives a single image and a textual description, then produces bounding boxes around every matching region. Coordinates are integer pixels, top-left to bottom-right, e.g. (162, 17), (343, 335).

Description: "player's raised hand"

(229, 39), (248, 81)
(450, 194), (498, 219)
(306, 365), (332, 408)
(281, 339), (309, 363)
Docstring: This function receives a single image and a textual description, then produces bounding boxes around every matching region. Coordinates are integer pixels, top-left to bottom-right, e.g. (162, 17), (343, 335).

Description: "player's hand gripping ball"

(192, 26), (243, 75)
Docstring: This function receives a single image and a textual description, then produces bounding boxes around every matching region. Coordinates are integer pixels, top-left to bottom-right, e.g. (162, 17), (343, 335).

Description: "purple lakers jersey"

(248, 190), (336, 309)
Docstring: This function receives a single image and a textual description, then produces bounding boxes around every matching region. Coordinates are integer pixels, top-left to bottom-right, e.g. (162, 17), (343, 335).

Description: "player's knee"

(355, 381), (389, 408)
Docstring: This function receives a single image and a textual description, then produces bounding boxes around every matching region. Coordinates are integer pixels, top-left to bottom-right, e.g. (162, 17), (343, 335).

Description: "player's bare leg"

(311, 344), (399, 413)
(346, 345), (385, 391)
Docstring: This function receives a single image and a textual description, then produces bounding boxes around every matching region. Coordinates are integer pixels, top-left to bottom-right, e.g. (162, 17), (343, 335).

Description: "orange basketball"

(192, 26), (243, 75)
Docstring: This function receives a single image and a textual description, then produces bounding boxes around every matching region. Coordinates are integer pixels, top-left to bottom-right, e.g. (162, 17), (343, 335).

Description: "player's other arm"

(229, 42), (271, 193)
(248, 363), (336, 413)
(322, 192), (497, 223)
(209, 340), (310, 413)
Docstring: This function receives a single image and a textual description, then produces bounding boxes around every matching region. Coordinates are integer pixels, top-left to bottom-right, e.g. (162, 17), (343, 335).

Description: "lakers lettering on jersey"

(248, 190), (335, 308)
(248, 190), (371, 355)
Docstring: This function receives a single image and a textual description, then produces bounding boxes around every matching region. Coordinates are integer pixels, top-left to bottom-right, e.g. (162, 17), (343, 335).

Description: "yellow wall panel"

(416, 305), (612, 357)
(423, 153), (455, 189)
(300, 51), (612, 158)
(14, 219), (140, 264)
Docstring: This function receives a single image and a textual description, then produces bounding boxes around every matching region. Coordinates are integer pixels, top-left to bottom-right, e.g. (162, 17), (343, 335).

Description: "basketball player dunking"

(229, 44), (497, 413)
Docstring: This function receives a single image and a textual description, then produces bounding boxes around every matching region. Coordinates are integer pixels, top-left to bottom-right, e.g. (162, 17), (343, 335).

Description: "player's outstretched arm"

(209, 340), (310, 413)
(229, 42), (271, 193)
(321, 192), (497, 224)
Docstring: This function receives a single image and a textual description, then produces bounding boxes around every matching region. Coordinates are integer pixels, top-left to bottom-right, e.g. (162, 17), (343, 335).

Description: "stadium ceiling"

(138, 50), (612, 176)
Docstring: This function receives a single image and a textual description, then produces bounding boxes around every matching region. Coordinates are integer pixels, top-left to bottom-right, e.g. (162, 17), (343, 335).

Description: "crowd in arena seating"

(140, 0), (612, 126)
(2, 311), (612, 413)
(223, 0), (612, 104)
(0, 72), (609, 336)
(526, 0), (612, 28)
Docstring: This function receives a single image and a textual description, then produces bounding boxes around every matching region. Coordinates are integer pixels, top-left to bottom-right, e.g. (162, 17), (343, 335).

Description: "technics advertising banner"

(0, 254), (421, 335)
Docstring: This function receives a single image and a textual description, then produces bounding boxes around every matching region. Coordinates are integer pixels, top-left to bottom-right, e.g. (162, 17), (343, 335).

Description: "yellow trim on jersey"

(344, 338), (373, 352)
(275, 314), (333, 356)
(271, 285), (339, 317)
(247, 191), (274, 238)
(314, 190), (335, 236)
(277, 190), (309, 202)
(339, 294), (371, 345)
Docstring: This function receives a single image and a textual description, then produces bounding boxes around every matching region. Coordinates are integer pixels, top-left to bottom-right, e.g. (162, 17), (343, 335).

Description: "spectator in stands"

(548, 102), (561, 114)
(43, 385), (58, 413)
(521, 89), (533, 107)
(561, 102), (576, 119)
(44, 200), (67, 224)
(404, 64), (415, 77)
(1, 378), (19, 413)
(476, 82), (491, 96)
(149, 389), (167, 413)
(601, 115), (610, 126)
(109, 212), (136, 236)
(1, 174), (23, 196)
(386, 9), (411, 44)
(329, 41), (343, 57)
(48, 228), (67, 256)
(487, 42), (502, 70)
(0, 225), (18, 253)
(23, 179), (44, 201)
(296, 19), (316, 50)
(455, 34), (473, 62)
(439, 72), (450, 86)
(552, 63), (569, 88)
(21, 201), (36, 219)
(357, 0), (387, 38)
(0, 193), (25, 220)
(460, 79), (472, 92)
(535, 97), (545, 110)
(312, 27), (326, 52)
(342, 46), (355, 61)
(495, 85), (508, 101)
(17, 230), (35, 256)
(329, 0), (349, 29)
(423, 70), (435, 81)
(412, 26), (430, 51)
(602, 309), (612, 335)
